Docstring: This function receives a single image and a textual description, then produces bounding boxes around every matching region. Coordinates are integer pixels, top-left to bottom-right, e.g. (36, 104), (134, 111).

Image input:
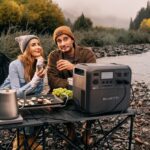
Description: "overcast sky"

(53, 0), (148, 29)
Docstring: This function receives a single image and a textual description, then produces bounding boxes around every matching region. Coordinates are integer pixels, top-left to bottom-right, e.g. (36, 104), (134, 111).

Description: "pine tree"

(73, 13), (93, 31)
(129, 18), (134, 30)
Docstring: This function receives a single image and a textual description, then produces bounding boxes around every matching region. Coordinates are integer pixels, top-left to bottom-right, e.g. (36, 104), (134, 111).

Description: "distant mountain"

(92, 16), (129, 29)
(63, 10), (129, 29)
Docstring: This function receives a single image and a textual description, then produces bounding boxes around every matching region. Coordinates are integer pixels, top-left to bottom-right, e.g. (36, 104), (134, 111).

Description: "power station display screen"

(101, 72), (113, 79)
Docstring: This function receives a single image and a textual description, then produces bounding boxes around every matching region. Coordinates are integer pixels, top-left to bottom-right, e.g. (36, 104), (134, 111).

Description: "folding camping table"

(0, 103), (135, 150)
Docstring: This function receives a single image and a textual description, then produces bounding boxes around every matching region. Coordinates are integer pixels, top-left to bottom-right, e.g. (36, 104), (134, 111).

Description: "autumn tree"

(140, 18), (150, 32)
(0, 0), (24, 31)
(22, 0), (65, 33)
(0, 0), (65, 33)
(130, 1), (150, 30)
(73, 13), (93, 31)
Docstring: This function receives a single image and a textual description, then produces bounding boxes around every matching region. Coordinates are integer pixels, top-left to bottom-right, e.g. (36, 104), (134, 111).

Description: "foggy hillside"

(63, 10), (129, 29)
(53, 0), (148, 29)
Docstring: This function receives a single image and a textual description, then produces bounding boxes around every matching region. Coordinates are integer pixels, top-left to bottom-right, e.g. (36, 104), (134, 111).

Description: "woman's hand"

(36, 68), (46, 78)
(36, 56), (46, 72)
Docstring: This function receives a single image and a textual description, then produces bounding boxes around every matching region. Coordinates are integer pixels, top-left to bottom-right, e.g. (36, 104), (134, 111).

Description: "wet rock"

(92, 44), (150, 58)
(135, 137), (144, 144)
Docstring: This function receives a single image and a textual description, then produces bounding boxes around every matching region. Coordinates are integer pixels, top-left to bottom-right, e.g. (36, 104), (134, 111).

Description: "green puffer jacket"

(47, 46), (96, 92)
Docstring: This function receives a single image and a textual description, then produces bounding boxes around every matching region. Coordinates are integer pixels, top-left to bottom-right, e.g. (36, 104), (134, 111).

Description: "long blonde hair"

(18, 42), (44, 82)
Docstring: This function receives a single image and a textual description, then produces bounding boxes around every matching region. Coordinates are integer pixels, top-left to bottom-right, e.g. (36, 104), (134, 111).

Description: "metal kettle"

(0, 89), (18, 120)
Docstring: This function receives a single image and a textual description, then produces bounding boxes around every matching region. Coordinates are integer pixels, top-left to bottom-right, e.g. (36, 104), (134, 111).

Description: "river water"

(97, 51), (150, 86)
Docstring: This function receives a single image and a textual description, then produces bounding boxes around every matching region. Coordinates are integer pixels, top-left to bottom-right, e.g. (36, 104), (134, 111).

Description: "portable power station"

(73, 63), (132, 114)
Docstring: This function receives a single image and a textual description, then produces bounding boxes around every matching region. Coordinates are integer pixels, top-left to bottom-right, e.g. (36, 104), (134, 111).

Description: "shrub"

(127, 30), (150, 44)
(0, 27), (150, 60)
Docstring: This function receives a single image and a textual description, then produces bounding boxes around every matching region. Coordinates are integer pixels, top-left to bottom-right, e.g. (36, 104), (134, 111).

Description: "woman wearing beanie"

(47, 26), (96, 146)
(0, 35), (45, 150)
(0, 35), (46, 98)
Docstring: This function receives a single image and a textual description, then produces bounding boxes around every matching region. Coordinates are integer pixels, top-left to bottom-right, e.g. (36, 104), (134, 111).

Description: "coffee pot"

(0, 89), (18, 120)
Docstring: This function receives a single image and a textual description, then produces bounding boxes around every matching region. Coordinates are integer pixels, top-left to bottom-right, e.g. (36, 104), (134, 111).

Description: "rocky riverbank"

(131, 81), (150, 150)
(92, 44), (150, 58)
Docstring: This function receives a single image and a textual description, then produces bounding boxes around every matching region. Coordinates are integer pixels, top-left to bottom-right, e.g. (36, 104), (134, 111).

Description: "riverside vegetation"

(1, 28), (150, 60)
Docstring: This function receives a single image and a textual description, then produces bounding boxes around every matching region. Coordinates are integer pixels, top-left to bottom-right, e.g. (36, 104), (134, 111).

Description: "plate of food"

(52, 88), (73, 101)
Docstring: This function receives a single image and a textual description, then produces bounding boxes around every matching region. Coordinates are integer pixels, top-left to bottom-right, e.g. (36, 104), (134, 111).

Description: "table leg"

(22, 128), (31, 150)
(42, 125), (46, 150)
(28, 126), (44, 150)
(17, 128), (20, 149)
(50, 125), (82, 150)
(128, 115), (135, 150)
(96, 116), (129, 148)
(97, 120), (112, 150)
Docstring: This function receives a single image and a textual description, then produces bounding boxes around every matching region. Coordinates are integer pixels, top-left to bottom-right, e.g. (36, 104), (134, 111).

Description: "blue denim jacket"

(0, 59), (43, 98)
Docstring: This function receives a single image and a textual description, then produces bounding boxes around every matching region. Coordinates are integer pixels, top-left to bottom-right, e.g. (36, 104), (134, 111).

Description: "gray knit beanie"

(15, 35), (39, 53)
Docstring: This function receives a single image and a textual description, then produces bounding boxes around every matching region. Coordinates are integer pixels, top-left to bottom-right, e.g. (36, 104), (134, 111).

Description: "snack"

(52, 88), (73, 100)
(37, 98), (43, 104)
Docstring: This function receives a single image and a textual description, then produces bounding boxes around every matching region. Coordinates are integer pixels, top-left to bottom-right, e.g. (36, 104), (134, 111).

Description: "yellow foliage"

(0, 0), (65, 33)
(140, 18), (150, 31)
(23, 0), (64, 31)
(0, 0), (24, 24)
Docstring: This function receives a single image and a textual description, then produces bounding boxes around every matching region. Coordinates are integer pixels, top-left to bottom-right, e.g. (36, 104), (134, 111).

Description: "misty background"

(53, 0), (148, 29)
